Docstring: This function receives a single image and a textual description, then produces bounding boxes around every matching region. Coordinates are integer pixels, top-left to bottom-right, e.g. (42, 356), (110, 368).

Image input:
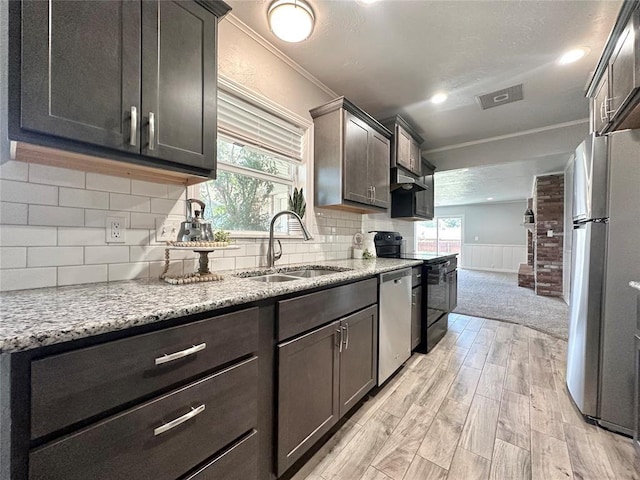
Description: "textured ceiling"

(226, 0), (619, 205)
(434, 154), (568, 206)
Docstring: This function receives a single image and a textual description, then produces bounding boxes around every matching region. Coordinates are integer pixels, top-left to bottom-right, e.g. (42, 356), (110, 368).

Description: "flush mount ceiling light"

(558, 48), (589, 65)
(356, 0), (380, 4)
(487, 197), (494, 200)
(430, 92), (448, 104)
(268, 0), (315, 43)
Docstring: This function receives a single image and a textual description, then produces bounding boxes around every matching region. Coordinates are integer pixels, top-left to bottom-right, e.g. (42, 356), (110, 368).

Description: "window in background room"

(416, 216), (463, 259)
(198, 89), (306, 235)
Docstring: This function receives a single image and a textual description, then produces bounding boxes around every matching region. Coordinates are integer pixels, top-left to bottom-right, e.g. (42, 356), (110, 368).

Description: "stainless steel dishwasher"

(378, 268), (412, 385)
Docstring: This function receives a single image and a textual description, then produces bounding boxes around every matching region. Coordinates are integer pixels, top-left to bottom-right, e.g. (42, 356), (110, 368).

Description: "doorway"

(416, 216), (463, 262)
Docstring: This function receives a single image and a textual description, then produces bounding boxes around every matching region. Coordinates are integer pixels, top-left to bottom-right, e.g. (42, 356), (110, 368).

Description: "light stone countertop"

(631, 281), (640, 293)
(0, 258), (422, 354)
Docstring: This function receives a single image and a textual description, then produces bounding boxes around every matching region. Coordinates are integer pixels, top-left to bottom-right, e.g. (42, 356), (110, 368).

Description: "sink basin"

(249, 274), (298, 283)
(286, 269), (341, 278)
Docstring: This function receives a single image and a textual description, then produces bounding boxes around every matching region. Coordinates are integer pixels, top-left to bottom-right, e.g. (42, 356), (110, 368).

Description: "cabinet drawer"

(184, 430), (258, 480)
(31, 307), (258, 439)
(412, 266), (423, 287)
(278, 278), (377, 341)
(30, 357), (258, 480)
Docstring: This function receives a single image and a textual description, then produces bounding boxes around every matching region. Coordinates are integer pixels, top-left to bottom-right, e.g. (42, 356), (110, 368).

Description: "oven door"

(426, 261), (450, 326)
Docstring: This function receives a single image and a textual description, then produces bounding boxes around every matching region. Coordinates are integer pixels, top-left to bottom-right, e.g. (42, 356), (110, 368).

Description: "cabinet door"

(141, 1), (217, 171)
(369, 130), (390, 209)
(593, 73), (610, 134)
(396, 126), (412, 171)
(339, 305), (378, 417)
(277, 321), (340, 476)
(410, 140), (422, 176)
(344, 112), (372, 205)
(609, 14), (638, 118)
(21, 1), (141, 151)
(423, 174), (434, 220)
(411, 287), (422, 350)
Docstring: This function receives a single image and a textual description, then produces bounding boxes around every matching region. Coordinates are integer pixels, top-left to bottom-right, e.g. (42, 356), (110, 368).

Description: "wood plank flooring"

(292, 313), (639, 480)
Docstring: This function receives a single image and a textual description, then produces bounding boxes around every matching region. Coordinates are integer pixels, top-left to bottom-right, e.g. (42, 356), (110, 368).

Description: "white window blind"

(217, 89), (305, 162)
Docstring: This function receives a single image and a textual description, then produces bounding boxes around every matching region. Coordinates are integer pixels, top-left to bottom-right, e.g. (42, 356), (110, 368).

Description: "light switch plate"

(155, 218), (182, 243)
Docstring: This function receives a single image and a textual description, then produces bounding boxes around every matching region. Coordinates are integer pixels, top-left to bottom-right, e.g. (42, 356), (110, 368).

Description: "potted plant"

(288, 187), (306, 234)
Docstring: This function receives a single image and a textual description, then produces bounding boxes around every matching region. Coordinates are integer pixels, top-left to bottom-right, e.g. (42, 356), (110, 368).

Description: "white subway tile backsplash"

(59, 188), (109, 210)
(167, 185), (186, 200)
(86, 173), (131, 193)
(58, 227), (105, 246)
(150, 198), (184, 216)
(210, 256), (235, 272)
(0, 247), (27, 268)
(108, 262), (149, 281)
(122, 229), (151, 246)
(29, 164), (85, 188)
(28, 246), (84, 267)
(130, 212), (166, 229)
(0, 202), (28, 225)
(149, 260), (182, 279)
(84, 209), (131, 228)
(131, 180), (168, 198)
(58, 264), (107, 286)
(110, 193), (150, 212)
(0, 267), (57, 291)
(29, 205), (85, 227)
(0, 225), (58, 246)
(129, 246), (166, 262)
(235, 255), (256, 269)
(0, 179), (58, 206)
(0, 160), (29, 181)
(84, 246), (129, 264)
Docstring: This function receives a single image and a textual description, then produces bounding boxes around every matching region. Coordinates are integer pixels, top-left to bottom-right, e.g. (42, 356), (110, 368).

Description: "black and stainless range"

(372, 231), (458, 352)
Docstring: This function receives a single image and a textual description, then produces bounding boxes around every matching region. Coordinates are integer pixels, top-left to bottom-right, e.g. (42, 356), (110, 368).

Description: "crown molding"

(223, 13), (338, 99)
(423, 118), (589, 154)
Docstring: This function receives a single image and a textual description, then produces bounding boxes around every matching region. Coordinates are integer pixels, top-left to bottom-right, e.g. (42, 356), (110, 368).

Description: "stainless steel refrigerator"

(567, 130), (640, 435)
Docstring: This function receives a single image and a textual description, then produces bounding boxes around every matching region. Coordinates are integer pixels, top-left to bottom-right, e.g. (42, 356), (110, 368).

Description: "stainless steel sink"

(249, 274), (298, 283)
(285, 269), (340, 278)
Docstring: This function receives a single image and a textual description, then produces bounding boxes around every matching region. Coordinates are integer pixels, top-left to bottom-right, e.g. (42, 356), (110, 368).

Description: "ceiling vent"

(476, 84), (524, 110)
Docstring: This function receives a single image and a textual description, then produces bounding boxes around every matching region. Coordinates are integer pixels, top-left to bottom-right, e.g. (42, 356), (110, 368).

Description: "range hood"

(390, 169), (427, 193)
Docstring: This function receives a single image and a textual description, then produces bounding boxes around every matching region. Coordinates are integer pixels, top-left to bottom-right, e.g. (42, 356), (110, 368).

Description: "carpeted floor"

(454, 269), (569, 340)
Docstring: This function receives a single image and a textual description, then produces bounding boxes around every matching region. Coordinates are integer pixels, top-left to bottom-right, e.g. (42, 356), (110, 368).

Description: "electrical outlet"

(155, 218), (183, 243)
(106, 216), (126, 243)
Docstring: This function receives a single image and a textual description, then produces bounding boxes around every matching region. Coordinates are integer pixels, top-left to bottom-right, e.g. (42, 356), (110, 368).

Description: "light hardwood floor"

(292, 313), (640, 480)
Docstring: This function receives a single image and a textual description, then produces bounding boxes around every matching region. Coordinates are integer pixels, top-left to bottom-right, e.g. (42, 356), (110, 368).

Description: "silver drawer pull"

(154, 404), (205, 436)
(130, 106), (137, 146)
(148, 112), (156, 150)
(155, 343), (206, 365)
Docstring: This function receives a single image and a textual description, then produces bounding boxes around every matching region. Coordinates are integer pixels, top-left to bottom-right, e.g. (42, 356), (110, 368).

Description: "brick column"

(534, 174), (564, 296)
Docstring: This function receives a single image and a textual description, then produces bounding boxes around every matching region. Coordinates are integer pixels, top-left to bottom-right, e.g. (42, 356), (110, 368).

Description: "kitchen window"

(196, 85), (308, 236)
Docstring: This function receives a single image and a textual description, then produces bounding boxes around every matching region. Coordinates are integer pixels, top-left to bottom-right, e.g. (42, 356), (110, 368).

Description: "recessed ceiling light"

(430, 92), (448, 104)
(268, 0), (315, 43)
(558, 48), (588, 65)
(461, 168), (469, 172)
(487, 197), (494, 200)
(356, 0), (379, 4)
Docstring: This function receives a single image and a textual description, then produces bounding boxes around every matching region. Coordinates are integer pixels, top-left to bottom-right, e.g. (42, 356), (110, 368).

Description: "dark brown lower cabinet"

(183, 430), (258, 480)
(411, 286), (422, 351)
(277, 305), (378, 476)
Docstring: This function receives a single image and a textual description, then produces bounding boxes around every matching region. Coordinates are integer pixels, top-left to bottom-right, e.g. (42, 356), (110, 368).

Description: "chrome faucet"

(267, 210), (313, 268)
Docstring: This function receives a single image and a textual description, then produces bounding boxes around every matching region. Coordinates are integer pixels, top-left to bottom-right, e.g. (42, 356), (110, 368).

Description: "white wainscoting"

(461, 244), (527, 273)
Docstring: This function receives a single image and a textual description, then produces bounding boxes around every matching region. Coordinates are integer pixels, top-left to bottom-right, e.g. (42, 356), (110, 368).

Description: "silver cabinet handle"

(130, 106), (137, 146)
(372, 186), (376, 203)
(154, 404), (205, 436)
(412, 292), (416, 306)
(345, 323), (349, 349)
(416, 273), (422, 278)
(337, 328), (343, 353)
(148, 112), (156, 150)
(600, 99), (607, 123)
(155, 343), (206, 365)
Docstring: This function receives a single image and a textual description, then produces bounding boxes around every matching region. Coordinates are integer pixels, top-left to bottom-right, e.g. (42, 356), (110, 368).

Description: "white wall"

(435, 200), (527, 245)
(433, 200), (527, 272)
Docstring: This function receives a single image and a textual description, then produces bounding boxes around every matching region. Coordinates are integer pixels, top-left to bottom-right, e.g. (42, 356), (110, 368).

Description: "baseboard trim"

(462, 266), (518, 274)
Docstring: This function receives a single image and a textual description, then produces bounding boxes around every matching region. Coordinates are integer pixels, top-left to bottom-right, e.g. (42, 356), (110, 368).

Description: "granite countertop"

(0, 258), (422, 354)
(631, 281), (640, 292)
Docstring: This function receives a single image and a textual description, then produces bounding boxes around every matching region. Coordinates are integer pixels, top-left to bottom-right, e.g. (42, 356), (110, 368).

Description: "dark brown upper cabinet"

(391, 158), (435, 221)
(12, 0), (230, 177)
(381, 115), (424, 177)
(589, 5), (640, 135)
(311, 97), (391, 213)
